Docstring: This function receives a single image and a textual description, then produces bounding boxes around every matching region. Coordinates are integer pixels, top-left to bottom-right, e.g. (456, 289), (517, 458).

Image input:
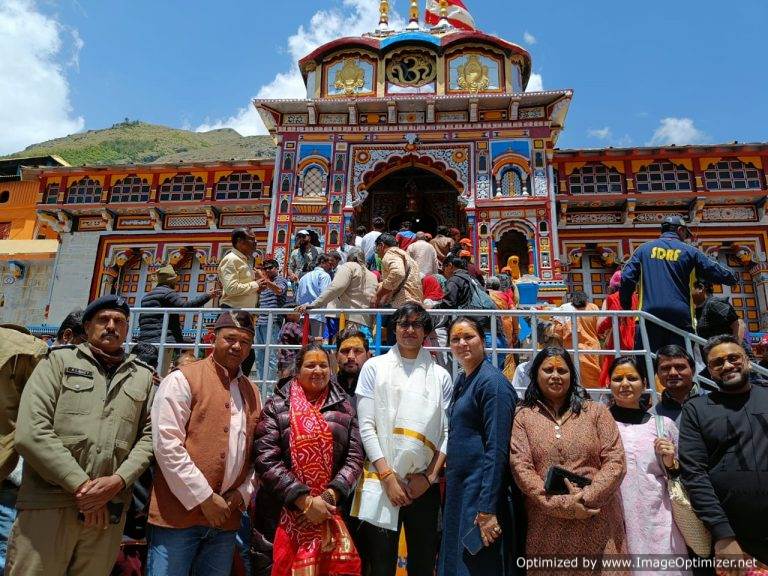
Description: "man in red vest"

(147, 311), (262, 576)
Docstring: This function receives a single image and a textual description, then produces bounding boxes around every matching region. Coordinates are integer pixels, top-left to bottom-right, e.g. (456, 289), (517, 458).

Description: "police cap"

(82, 294), (130, 324)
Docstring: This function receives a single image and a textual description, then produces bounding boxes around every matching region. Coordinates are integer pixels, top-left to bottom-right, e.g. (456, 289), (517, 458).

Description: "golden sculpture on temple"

(334, 59), (366, 95)
(378, 0), (389, 29)
(458, 54), (490, 93)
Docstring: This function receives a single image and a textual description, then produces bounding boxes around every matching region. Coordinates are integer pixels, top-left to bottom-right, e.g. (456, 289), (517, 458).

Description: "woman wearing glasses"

(351, 303), (453, 576)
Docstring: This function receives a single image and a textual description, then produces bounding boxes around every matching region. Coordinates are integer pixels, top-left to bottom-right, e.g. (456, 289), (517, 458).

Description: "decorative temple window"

(215, 172), (263, 200)
(299, 167), (327, 197)
(330, 230), (339, 245)
(116, 258), (149, 307)
(704, 159), (762, 190)
(280, 198), (289, 212)
(158, 174), (205, 202)
(635, 162), (692, 192)
(66, 177), (102, 204)
(280, 175), (292, 193)
(385, 51), (437, 94)
(501, 170), (522, 197)
(569, 164), (624, 194)
(552, 169), (560, 194)
(43, 183), (60, 204)
(325, 57), (375, 97)
(447, 53), (502, 94)
(110, 175), (150, 203)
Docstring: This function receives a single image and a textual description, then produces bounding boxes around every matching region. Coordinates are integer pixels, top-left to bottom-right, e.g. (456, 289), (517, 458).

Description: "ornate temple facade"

(10, 5), (768, 335)
(22, 160), (274, 325)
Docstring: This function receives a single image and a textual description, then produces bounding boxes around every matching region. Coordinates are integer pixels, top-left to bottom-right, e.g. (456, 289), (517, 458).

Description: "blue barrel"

(517, 282), (539, 306)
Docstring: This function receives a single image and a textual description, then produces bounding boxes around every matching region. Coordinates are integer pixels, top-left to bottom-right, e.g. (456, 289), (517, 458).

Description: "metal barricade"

(125, 305), (768, 400)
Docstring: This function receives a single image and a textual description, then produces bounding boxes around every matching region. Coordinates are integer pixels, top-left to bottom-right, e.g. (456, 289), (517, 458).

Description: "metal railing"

(124, 306), (768, 399)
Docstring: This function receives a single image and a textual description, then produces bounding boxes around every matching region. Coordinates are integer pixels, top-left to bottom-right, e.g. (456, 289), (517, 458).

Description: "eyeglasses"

(707, 353), (745, 371)
(396, 320), (425, 331)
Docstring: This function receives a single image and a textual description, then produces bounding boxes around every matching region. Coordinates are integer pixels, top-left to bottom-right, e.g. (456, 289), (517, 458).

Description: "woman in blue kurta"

(438, 317), (521, 576)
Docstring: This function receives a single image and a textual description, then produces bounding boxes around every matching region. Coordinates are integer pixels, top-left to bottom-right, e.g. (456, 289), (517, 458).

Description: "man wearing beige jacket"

(296, 247), (377, 336)
(217, 228), (259, 375)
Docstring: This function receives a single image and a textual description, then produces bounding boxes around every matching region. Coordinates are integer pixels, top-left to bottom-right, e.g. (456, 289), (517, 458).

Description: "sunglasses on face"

(707, 353), (745, 371)
(396, 321), (425, 330)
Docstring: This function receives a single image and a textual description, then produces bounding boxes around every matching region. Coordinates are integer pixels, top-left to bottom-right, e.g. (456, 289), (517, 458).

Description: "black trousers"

(220, 305), (256, 376)
(634, 321), (690, 356)
(357, 484), (441, 576)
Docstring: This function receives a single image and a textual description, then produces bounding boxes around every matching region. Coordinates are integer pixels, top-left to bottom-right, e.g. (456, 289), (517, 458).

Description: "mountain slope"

(2, 121), (276, 166)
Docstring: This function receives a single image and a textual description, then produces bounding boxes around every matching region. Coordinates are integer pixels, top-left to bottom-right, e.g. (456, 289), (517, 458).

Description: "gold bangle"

(300, 496), (313, 515)
(379, 469), (394, 481)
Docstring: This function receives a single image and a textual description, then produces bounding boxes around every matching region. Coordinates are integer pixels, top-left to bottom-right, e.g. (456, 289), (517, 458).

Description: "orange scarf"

(271, 380), (361, 576)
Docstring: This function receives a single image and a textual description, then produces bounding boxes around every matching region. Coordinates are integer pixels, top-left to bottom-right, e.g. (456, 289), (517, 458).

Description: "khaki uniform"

(0, 327), (49, 481)
(6, 343), (155, 576)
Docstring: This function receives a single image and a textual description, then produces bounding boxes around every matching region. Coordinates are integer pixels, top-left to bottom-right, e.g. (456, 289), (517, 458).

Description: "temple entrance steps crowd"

(2, 215), (768, 575)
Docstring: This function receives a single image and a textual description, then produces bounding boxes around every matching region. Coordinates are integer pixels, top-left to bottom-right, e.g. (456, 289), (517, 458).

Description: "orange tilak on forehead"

(340, 337), (366, 351)
(450, 324), (479, 340)
(611, 364), (640, 380)
(543, 356), (568, 370)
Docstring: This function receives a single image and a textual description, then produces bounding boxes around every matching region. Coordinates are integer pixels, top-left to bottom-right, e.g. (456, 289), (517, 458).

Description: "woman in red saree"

(253, 344), (364, 576)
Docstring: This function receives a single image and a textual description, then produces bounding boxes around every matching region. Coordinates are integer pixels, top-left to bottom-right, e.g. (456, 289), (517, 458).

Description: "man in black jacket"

(135, 265), (219, 371)
(679, 334), (768, 567)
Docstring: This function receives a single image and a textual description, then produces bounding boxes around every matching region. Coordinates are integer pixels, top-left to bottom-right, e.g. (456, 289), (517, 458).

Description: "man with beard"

(334, 327), (372, 397)
(6, 295), (155, 576)
(680, 334), (768, 568)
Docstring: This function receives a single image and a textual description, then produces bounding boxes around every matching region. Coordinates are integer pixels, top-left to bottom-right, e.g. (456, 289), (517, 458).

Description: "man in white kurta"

(352, 303), (452, 576)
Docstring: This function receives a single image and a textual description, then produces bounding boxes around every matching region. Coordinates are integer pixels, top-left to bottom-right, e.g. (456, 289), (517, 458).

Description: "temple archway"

(356, 166), (466, 235)
(496, 229), (530, 275)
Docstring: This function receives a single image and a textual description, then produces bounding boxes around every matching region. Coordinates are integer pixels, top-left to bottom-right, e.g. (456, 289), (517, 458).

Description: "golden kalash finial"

(377, 0), (389, 31)
(438, 0), (450, 26)
(407, 0), (420, 30)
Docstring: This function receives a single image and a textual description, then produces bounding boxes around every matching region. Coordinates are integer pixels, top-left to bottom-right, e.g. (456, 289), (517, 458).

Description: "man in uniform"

(620, 215), (738, 352)
(0, 325), (49, 574)
(6, 295), (155, 576)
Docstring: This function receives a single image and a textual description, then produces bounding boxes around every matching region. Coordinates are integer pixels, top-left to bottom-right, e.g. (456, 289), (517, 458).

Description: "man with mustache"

(680, 334), (768, 570)
(6, 295), (155, 576)
(334, 327), (372, 398)
(147, 311), (261, 576)
(650, 345), (704, 425)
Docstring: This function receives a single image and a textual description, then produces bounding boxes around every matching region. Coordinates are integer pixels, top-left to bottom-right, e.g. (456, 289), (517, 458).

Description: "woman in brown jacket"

(509, 346), (627, 574)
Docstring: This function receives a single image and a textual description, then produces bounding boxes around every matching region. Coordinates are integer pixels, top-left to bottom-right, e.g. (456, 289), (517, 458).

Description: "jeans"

(357, 484), (441, 576)
(0, 483), (18, 576)
(147, 525), (236, 576)
(235, 511), (251, 575)
(255, 322), (280, 382)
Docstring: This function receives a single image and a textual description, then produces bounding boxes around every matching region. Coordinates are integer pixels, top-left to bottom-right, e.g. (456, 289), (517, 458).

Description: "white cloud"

(0, 0), (84, 154)
(648, 117), (709, 146)
(523, 31), (536, 45)
(588, 126), (612, 140)
(525, 72), (543, 92)
(197, 0), (405, 135)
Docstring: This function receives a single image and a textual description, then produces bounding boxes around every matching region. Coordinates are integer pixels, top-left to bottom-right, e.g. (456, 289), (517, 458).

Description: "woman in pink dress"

(607, 356), (690, 575)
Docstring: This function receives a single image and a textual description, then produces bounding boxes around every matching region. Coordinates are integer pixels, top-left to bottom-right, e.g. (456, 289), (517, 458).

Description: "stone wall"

(47, 232), (101, 325)
(0, 260), (53, 326)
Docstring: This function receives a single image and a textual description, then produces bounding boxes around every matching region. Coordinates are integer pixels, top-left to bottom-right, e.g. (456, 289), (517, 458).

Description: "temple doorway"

(357, 166), (466, 235)
(496, 229), (530, 275)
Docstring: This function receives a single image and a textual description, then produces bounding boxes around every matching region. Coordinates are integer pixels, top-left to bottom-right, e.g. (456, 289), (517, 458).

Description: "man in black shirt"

(693, 280), (741, 341)
(680, 334), (768, 566)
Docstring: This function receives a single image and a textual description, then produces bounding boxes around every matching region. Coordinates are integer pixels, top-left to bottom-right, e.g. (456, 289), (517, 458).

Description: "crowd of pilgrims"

(1, 217), (767, 576)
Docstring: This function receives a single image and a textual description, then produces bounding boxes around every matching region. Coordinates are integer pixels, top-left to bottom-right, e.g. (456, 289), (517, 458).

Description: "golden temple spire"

(377, 0), (390, 31)
(438, 0), (450, 27)
(407, 0), (420, 30)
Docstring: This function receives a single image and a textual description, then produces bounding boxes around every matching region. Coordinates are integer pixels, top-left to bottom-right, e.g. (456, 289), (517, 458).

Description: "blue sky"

(1, 0), (766, 154)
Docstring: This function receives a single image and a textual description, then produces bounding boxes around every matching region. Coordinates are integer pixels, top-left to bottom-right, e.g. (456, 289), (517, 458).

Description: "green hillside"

(2, 120), (276, 166)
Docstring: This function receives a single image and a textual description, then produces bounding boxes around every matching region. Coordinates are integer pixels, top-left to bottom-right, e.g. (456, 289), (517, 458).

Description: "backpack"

(462, 278), (497, 312)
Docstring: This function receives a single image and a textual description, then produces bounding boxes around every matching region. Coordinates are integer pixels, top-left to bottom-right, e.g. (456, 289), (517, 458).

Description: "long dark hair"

(522, 346), (589, 415)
